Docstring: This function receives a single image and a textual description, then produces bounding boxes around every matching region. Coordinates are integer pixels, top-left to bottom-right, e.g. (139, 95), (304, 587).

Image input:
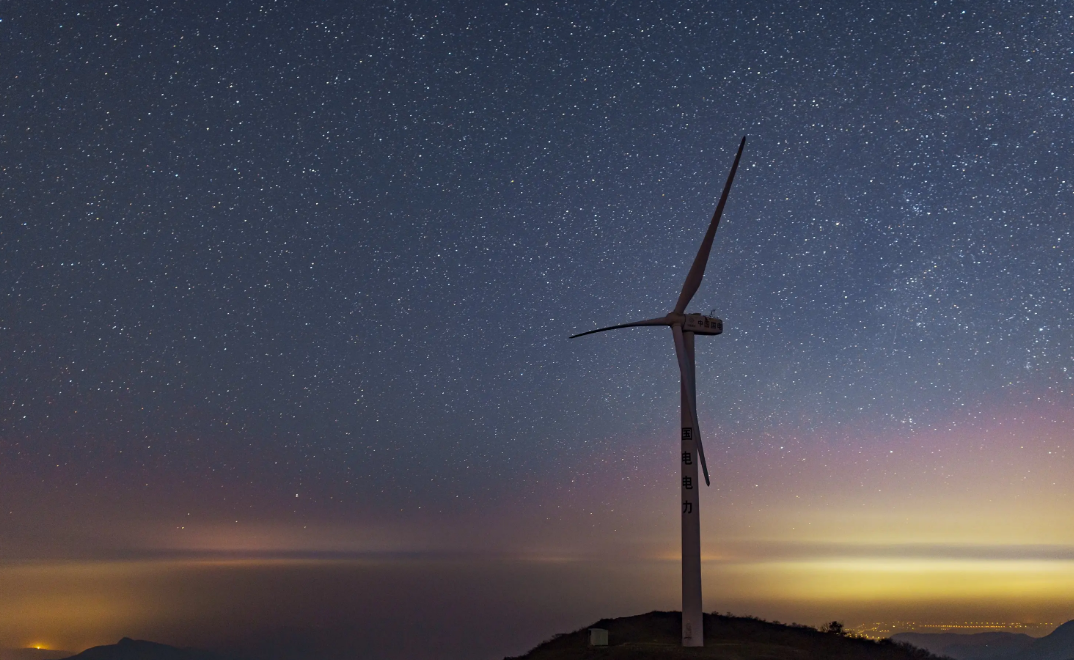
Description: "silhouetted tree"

(824, 620), (846, 636)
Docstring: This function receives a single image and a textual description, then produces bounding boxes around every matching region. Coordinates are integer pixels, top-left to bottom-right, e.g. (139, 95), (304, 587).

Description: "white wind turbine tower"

(571, 137), (745, 647)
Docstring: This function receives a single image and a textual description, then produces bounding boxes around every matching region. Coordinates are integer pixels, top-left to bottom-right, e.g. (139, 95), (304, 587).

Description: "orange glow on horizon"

(1, 402), (1071, 653)
(3, 552), (1073, 653)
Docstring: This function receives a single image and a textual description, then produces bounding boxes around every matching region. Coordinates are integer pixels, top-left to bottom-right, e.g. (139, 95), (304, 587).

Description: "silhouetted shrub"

(825, 620), (847, 636)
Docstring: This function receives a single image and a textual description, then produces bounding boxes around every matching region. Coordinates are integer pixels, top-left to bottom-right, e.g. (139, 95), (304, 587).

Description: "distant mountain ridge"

(893, 620), (1074, 660)
(1015, 620), (1074, 660)
(57, 638), (226, 660)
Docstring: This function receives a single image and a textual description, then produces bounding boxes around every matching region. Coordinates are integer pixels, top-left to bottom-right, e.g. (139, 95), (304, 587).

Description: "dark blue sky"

(2, 1), (1073, 656)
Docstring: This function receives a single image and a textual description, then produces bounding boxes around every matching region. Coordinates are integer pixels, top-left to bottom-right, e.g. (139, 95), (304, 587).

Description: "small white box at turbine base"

(588, 628), (608, 646)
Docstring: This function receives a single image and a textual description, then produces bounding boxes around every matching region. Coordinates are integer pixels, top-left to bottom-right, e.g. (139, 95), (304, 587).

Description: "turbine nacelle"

(681, 313), (722, 336)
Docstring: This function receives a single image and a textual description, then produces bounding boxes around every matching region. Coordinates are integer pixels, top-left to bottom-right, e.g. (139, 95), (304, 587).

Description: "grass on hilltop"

(507, 611), (943, 660)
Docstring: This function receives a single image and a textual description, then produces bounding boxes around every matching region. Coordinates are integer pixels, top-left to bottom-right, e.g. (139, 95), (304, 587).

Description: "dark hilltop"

(507, 611), (942, 660)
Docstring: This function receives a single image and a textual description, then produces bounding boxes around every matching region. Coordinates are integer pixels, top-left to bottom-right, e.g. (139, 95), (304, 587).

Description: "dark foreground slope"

(59, 638), (226, 660)
(508, 612), (943, 660)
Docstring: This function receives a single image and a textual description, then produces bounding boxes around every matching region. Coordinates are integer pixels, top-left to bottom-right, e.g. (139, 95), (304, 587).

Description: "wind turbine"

(571, 137), (745, 647)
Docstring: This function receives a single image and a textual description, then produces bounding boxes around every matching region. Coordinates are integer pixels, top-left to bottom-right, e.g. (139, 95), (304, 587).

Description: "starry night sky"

(2, 1), (1074, 658)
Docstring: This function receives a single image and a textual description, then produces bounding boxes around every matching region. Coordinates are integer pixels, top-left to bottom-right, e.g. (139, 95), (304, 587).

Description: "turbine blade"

(569, 316), (669, 339)
(671, 325), (709, 486)
(673, 136), (746, 315)
(694, 423), (711, 487)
